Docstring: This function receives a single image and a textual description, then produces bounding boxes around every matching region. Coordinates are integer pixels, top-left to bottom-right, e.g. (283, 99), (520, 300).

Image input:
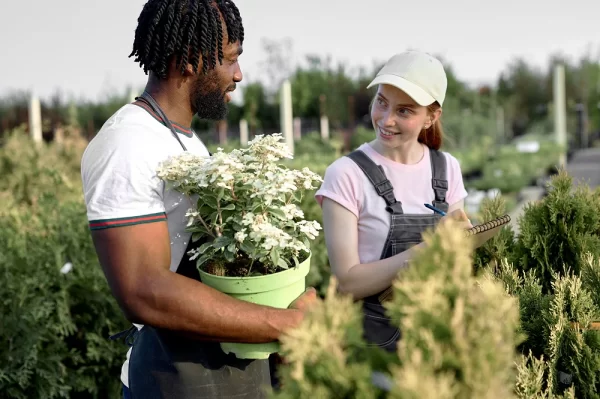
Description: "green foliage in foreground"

(0, 128), (592, 398)
(0, 132), (128, 398)
(272, 172), (600, 398)
(0, 197), (128, 398)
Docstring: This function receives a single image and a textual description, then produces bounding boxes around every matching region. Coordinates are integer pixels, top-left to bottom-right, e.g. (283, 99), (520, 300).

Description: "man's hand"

(273, 287), (319, 368)
(288, 287), (318, 313)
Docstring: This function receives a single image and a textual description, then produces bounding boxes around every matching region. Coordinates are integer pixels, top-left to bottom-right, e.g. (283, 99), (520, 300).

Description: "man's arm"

(92, 221), (304, 343)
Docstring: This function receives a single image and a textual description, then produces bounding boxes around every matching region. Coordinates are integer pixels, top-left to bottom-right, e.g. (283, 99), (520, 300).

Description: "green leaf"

(268, 207), (287, 220)
(270, 249), (280, 267)
(217, 187), (225, 202)
(224, 247), (236, 263)
(213, 236), (232, 249)
(221, 210), (235, 223)
(303, 237), (310, 249)
(240, 240), (256, 254)
(221, 203), (236, 211)
(197, 241), (213, 254)
(277, 259), (290, 269)
(198, 204), (212, 214)
(293, 191), (302, 202)
(187, 225), (205, 233)
(203, 194), (218, 209)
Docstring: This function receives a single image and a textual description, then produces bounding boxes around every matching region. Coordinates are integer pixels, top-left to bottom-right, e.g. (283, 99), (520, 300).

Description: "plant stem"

(198, 216), (216, 238)
(215, 202), (223, 237)
(247, 257), (255, 276)
(230, 182), (237, 200)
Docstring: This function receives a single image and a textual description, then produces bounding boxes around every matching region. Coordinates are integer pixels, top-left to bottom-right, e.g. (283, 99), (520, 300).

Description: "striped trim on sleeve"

(88, 212), (167, 230)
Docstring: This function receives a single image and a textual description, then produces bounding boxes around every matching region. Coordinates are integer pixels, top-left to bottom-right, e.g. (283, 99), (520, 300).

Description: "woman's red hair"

(418, 102), (443, 150)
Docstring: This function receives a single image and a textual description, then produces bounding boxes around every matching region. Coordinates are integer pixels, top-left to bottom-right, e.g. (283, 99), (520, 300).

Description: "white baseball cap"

(367, 50), (448, 106)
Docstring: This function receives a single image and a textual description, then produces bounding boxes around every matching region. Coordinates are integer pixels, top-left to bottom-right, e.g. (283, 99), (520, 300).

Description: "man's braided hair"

(129, 0), (244, 79)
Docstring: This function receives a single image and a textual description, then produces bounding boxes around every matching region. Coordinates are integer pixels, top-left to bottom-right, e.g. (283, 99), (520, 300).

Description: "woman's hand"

(440, 209), (473, 230)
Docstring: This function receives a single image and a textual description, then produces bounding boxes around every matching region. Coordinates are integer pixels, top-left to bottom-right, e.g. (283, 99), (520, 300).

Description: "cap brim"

(367, 74), (436, 106)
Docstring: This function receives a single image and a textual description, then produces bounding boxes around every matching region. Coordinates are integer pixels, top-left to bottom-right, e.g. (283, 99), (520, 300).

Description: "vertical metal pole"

(280, 80), (294, 154)
(553, 64), (567, 168)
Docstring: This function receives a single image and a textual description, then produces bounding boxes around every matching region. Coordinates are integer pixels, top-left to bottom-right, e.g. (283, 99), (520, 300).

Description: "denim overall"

(111, 92), (272, 399)
(346, 147), (449, 353)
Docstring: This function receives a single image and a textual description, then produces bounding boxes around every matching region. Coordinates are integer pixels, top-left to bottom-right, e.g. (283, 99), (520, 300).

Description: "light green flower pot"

(198, 252), (311, 359)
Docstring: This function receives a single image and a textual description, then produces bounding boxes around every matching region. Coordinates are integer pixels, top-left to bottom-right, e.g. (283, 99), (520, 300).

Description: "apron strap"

(428, 148), (449, 213)
(346, 150), (404, 214)
(135, 92), (188, 152)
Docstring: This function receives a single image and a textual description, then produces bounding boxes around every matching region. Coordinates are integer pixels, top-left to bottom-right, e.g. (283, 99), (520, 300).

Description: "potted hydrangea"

(157, 133), (322, 359)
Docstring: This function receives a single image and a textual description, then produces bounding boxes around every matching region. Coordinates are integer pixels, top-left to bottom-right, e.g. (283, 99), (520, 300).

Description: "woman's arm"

(322, 198), (471, 300)
(322, 198), (425, 300)
(448, 198), (466, 214)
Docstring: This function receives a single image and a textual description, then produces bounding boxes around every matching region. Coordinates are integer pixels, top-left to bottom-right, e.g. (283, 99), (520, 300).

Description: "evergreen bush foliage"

(483, 171), (600, 398)
(0, 132), (128, 398)
(272, 221), (524, 398)
(511, 170), (600, 293)
(3, 128), (600, 398)
(273, 170), (600, 398)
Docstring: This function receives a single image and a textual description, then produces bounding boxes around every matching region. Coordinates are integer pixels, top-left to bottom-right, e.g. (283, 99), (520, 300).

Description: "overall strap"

(428, 148), (449, 212)
(346, 150), (403, 214)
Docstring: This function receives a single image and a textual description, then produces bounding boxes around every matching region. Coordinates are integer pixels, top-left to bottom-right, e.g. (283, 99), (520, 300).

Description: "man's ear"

(183, 62), (197, 76)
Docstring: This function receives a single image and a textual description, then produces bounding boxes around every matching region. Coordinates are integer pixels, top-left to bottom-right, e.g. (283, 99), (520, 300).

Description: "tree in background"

(1, 40), (599, 148)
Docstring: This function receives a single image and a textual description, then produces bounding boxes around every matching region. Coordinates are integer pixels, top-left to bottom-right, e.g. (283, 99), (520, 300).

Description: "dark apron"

(110, 92), (272, 398)
(346, 148), (449, 353)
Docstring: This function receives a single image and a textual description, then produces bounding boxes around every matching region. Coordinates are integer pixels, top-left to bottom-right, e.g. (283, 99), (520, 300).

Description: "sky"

(1, 0), (599, 104)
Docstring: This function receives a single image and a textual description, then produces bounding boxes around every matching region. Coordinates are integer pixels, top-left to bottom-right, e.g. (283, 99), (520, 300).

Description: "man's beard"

(191, 73), (230, 121)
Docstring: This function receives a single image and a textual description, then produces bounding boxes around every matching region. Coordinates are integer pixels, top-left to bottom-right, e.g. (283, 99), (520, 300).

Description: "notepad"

(465, 214), (511, 248)
(377, 215), (512, 303)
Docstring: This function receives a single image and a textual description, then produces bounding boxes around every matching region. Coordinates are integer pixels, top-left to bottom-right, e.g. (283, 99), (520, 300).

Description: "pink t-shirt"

(315, 143), (468, 264)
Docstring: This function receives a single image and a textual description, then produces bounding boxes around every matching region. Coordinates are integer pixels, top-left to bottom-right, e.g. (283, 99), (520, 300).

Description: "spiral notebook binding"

(464, 214), (511, 237)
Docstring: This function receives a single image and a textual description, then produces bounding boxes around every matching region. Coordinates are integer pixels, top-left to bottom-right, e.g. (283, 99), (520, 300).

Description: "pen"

(424, 203), (446, 216)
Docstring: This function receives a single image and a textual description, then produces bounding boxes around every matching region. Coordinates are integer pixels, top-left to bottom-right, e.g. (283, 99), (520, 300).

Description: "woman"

(315, 50), (472, 352)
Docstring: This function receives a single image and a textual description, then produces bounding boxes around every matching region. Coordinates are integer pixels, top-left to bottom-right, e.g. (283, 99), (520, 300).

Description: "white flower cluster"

(156, 152), (208, 194)
(157, 133), (324, 272)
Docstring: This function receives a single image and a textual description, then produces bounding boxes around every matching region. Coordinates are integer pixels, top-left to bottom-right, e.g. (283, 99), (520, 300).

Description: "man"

(80, 1), (316, 397)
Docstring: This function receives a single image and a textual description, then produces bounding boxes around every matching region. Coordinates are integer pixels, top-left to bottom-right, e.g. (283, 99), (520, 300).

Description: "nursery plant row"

(0, 127), (582, 398)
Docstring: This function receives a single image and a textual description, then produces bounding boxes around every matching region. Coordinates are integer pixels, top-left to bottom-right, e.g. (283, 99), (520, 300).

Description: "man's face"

(191, 41), (243, 121)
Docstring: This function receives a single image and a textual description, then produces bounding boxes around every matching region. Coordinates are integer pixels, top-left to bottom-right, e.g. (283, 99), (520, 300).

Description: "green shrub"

(272, 221), (524, 398)
(0, 131), (128, 398)
(511, 170), (600, 292)
(488, 257), (600, 398)
(273, 169), (600, 398)
(481, 171), (600, 398)
(0, 194), (129, 398)
(0, 129), (84, 207)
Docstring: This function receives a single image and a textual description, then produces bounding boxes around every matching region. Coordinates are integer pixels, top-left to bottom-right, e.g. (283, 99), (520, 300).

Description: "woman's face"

(370, 84), (434, 149)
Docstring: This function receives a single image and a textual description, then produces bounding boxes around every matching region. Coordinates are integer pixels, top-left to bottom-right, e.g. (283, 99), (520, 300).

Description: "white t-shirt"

(80, 103), (210, 388)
